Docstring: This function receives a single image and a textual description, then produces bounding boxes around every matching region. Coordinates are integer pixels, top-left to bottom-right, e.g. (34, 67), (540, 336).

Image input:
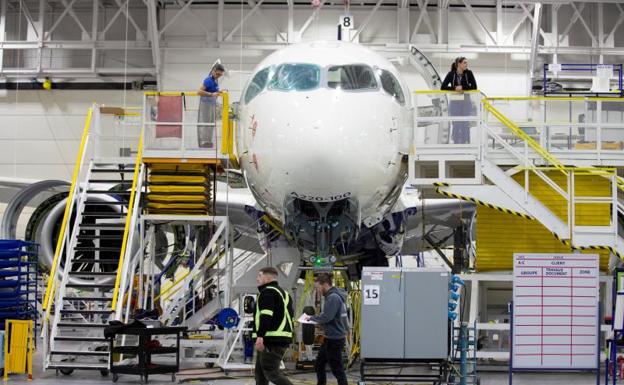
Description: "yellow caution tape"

(434, 182), (623, 260)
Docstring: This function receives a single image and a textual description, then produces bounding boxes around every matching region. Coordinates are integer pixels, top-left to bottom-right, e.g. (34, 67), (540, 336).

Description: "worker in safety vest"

(252, 266), (294, 385)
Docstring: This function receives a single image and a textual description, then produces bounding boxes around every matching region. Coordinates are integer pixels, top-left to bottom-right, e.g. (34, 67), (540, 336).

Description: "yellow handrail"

(110, 132), (144, 311)
(482, 100), (567, 174)
(43, 108), (93, 320)
(514, 166), (616, 174)
(485, 95), (624, 102)
(220, 92), (230, 156)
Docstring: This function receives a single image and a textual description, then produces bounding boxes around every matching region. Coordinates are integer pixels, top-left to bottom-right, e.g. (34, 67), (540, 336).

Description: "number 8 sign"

(363, 285), (380, 305)
(340, 15), (354, 30)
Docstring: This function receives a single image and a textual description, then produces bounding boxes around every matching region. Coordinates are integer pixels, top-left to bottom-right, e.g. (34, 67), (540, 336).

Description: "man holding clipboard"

(302, 273), (349, 385)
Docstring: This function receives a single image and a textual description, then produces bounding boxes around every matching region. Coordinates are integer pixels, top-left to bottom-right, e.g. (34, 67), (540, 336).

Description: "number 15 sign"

(363, 285), (380, 305)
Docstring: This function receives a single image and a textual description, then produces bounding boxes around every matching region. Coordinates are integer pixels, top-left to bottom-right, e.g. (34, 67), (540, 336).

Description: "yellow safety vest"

(253, 286), (293, 339)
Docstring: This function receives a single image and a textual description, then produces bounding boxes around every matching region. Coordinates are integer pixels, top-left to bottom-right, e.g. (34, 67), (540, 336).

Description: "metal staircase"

(410, 91), (624, 259)
(43, 106), (144, 374)
(158, 221), (279, 330)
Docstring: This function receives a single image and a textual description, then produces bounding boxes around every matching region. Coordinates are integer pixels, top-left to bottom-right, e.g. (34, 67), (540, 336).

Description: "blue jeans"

(449, 95), (472, 144)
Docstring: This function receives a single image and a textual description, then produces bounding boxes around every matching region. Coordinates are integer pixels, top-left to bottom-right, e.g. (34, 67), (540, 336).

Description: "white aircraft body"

(236, 41), (420, 262)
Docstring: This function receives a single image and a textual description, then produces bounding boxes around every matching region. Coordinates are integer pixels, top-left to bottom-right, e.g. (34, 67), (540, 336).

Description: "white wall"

(0, 90), (143, 181)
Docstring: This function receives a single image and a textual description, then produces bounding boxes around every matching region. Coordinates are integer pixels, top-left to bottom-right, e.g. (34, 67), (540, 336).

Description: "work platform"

(409, 90), (624, 363)
(42, 91), (246, 374)
(141, 91), (237, 168)
(410, 90), (623, 263)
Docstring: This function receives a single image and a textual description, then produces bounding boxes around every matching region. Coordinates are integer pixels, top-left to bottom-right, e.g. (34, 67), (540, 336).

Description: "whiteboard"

(512, 253), (599, 370)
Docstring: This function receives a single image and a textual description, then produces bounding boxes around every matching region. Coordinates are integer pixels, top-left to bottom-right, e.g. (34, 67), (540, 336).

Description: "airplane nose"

(273, 100), (398, 195)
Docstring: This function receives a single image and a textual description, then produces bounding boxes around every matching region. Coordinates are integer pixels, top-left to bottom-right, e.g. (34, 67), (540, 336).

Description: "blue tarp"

(0, 240), (37, 249)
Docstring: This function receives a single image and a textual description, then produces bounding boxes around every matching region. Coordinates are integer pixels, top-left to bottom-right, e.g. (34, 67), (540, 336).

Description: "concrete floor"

(16, 345), (597, 384)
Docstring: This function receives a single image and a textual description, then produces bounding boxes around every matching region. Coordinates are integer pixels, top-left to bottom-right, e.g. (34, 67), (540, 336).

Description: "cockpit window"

(379, 69), (405, 105)
(267, 63), (320, 91)
(244, 67), (271, 104)
(327, 65), (377, 90)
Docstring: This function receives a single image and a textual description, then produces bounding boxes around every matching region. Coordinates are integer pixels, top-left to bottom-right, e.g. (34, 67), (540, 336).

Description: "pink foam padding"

(155, 96), (182, 138)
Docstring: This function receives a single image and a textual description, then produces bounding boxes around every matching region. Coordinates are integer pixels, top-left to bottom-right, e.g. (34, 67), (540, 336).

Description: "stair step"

(63, 296), (112, 302)
(54, 336), (108, 342)
(65, 283), (115, 289)
(57, 322), (107, 328)
(79, 224), (125, 230)
(73, 247), (121, 252)
(68, 271), (117, 277)
(84, 201), (127, 205)
(81, 213), (127, 218)
(88, 180), (133, 184)
(71, 259), (118, 264)
(61, 310), (112, 315)
(87, 190), (131, 195)
(77, 234), (124, 240)
(48, 362), (109, 370)
(91, 163), (134, 173)
(51, 350), (108, 357)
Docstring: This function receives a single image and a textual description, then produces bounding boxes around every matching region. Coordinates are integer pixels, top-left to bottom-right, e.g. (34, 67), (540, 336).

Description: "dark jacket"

(441, 70), (477, 91)
(310, 287), (349, 340)
(253, 281), (294, 346)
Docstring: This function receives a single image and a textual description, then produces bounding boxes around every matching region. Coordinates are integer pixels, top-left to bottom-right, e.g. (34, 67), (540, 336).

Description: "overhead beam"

(528, 2), (542, 95)
(44, 0), (80, 40)
(246, 0), (286, 42)
(416, 0), (436, 40)
(559, 2), (585, 44)
(217, 0), (224, 41)
(18, 0), (38, 39)
(519, 3), (553, 47)
(147, 0), (160, 83)
(411, 0), (435, 43)
(569, 2), (597, 46)
(0, 0), (5, 72)
(159, 0), (196, 37)
(410, 0), (426, 43)
(502, 4), (532, 45)
(37, 0), (44, 72)
(437, 0), (449, 44)
(397, 3), (410, 44)
(299, 0), (328, 37)
(462, 0), (497, 45)
(287, 0), (294, 42)
(224, 0), (266, 42)
(112, 0), (145, 40)
(59, 0), (90, 39)
(496, 0), (502, 41)
(350, 0), (384, 42)
(551, 3), (559, 64)
(605, 3), (624, 45)
(91, 0), (98, 72)
(101, 0), (130, 38)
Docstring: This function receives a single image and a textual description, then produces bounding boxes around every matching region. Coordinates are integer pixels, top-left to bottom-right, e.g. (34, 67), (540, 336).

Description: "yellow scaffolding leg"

(3, 320), (33, 381)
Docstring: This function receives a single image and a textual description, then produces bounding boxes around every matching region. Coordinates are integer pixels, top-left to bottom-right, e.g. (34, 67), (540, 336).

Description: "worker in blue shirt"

(197, 64), (225, 148)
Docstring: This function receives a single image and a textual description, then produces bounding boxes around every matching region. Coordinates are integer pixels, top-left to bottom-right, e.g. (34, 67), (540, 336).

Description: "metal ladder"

(159, 224), (280, 330)
(45, 162), (144, 374)
(42, 105), (144, 374)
